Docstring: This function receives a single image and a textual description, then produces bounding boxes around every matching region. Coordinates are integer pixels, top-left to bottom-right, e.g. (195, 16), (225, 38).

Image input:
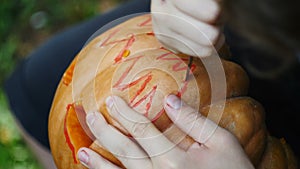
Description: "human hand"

(151, 0), (225, 57)
(77, 95), (254, 169)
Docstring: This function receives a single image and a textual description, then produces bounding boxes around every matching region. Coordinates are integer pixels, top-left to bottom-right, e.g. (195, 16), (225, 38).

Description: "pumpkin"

(48, 14), (297, 169)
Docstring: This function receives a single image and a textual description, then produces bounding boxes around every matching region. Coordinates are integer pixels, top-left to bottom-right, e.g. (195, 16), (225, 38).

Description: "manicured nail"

(78, 149), (89, 167)
(106, 96), (114, 109)
(166, 95), (182, 110)
(86, 113), (95, 126)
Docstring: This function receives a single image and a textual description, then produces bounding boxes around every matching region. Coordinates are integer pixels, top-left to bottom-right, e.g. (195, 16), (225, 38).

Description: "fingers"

(106, 96), (181, 157)
(155, 32), (214, 57)
(151, 0), (220, 23)
(152, 13), (221, 55)
(77, 147), (121, 169)
(164, 95), (223, 147)
(86, 112), (151, 169)
(151, 0), (223, 58)
(171, 0), (221, 23)
(169, 17), (220, 46)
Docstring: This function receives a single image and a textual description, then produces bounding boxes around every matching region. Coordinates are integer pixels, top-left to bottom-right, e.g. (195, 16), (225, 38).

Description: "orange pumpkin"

(48, 14), (297, 169)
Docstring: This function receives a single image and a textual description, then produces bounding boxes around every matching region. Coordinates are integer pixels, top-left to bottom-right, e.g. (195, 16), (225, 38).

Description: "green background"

(0, 0), (124, 168)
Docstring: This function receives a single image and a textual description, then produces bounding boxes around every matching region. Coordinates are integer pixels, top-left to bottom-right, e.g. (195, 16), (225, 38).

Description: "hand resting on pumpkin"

(76, 95), (254, 169)
(151, 0), (225, 57)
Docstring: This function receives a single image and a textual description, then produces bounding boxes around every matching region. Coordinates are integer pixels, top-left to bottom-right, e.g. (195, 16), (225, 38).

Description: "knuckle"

(197, 25), (220, 46)
(113, 145), (128, 158)
(179, 108), (199, 124)
(91, 124), (106, 139)
(130, 121), (152, 137)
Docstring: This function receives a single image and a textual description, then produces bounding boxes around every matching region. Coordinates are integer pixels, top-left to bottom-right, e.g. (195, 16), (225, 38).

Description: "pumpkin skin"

(48, 14), (297, 169)
(201, 97), (267, 166)
(257, 136), (298, 169)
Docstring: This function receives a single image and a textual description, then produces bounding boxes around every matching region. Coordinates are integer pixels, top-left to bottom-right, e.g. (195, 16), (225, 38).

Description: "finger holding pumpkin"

(164, 94), (225, 148)
(82, 95), (254, 169)
(85, 111), (151, 169)
(77, 147), (121, 169)
(105, 95), (180, 157)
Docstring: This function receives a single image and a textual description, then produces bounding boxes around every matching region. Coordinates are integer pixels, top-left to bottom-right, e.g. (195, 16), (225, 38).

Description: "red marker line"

(113, 55), (144, 88)
(99, 29), (120, 47)
(131, 85), (158, 117)
(114, 34), (135, 63)
(138, 16), (152, 27)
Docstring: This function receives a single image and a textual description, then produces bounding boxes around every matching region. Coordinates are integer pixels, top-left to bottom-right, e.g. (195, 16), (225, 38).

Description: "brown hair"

(222, 0), (300, 78)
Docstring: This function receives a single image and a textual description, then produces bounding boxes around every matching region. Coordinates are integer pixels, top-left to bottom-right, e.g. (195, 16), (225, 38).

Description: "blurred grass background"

(0, 0), (125, 168)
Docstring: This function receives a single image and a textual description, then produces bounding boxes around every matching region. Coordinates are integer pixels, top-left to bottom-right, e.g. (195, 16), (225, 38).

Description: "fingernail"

(105, 96), (114, 109)
(166, 95), (182, 110)
(78, 149), (89, 166)
(86, 113), (95, 126)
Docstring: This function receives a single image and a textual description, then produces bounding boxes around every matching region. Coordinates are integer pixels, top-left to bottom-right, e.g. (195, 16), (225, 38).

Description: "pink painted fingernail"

(105, 96), (114, 109)
(166, 95), (182, 110)
(78, 149), (89, 166)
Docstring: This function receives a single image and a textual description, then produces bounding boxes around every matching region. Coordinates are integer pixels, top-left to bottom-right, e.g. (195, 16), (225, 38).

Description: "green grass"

(0, 89), (42, 169)
(0, 0), (125, 168)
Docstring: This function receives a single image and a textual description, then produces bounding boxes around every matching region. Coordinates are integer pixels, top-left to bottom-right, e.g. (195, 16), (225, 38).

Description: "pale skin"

(151, 0), (225, 57)
(77, 0), (254, 168)
(77, 95), (254, 169)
